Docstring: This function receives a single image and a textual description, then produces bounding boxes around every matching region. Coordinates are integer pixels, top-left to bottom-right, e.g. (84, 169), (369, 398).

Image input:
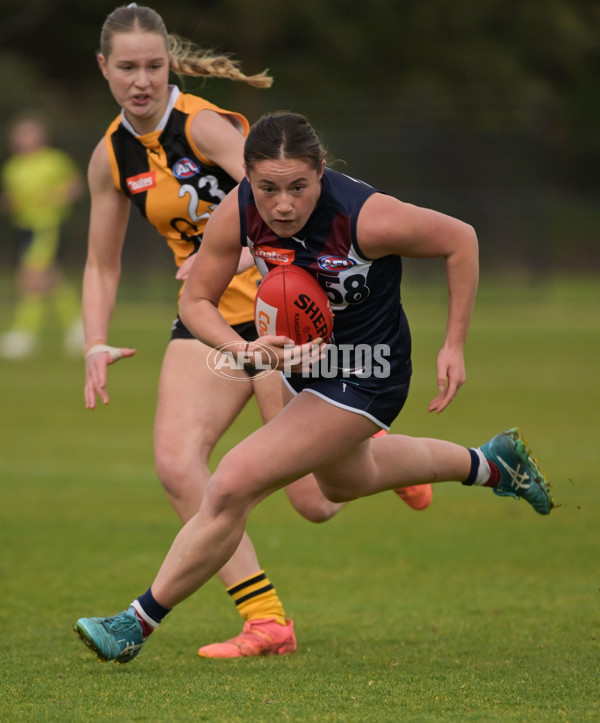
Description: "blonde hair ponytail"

(100, 5), (273, 89)
(168, 35), (273, 89)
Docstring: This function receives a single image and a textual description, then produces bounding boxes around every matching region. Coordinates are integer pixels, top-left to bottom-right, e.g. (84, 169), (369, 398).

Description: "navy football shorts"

(282, 373), (411, 430)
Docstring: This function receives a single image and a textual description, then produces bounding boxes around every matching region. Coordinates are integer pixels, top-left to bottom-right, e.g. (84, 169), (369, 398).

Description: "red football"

(254, 265), (334, 344)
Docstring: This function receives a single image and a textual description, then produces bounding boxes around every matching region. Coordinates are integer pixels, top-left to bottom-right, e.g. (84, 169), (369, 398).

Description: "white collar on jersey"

(120, 85), (181, 137)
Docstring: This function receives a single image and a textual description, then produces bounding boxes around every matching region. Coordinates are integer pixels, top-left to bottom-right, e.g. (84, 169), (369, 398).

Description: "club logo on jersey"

(317, 255), (357, 272)
(126, 171), (157, 195)
(173, 158), (200, 180)
(253, 246), (295, 265)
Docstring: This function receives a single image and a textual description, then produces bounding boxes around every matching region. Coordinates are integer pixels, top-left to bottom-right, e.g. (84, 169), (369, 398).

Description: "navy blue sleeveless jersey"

(239, 167), (412, 387)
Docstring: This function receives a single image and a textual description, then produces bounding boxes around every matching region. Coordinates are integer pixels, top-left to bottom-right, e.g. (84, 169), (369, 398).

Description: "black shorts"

(170, 316), (258, 342)
(170, 317), (261, 375)
(282, 373), (410, 430)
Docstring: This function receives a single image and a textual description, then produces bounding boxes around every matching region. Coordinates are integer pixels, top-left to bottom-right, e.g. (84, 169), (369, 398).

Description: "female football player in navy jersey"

(82, 4), (430, 662)
(75, 110), (554, 665)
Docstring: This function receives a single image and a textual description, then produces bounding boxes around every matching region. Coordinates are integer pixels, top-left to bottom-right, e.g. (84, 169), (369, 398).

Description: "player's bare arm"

(357, 194), (479, 413)
(83, 140), (136, 408)
(190, 110), (246, 183)
(179, 188), (245, 348)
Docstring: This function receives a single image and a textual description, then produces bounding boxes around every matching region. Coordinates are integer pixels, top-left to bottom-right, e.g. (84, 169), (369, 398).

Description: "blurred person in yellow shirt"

(1, 114), (84, 358)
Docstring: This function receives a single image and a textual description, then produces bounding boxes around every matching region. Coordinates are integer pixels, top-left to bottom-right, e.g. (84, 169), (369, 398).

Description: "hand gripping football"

(254, 265), (334, 344)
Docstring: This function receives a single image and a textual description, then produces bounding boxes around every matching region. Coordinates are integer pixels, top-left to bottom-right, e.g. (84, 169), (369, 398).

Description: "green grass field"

(0, 274), (598, 721)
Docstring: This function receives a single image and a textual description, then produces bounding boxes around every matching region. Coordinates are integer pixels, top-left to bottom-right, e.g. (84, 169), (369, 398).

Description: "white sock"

(473, 448), (491, 485)
(130, 599), (159, 629)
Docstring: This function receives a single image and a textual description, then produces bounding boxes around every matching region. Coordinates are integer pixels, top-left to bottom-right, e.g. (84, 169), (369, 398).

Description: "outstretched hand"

(84, 345), (137, 409)
(428, 344), (466, 415)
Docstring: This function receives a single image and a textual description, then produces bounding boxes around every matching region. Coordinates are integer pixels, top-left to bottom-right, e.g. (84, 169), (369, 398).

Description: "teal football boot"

(480, 427), (554, 515)
(74, 606), (145, 664)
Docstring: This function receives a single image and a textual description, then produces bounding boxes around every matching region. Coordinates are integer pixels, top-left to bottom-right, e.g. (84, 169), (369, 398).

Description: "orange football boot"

(198, 618), (296, 659)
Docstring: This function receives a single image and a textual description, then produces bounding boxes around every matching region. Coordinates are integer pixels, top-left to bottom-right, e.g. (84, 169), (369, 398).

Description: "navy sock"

(462, 448), (480, 486)
(136, 587), (172, 625)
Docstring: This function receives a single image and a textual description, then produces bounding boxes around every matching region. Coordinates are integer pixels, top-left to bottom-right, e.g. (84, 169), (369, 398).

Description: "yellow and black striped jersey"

(104, 86), (259, 326)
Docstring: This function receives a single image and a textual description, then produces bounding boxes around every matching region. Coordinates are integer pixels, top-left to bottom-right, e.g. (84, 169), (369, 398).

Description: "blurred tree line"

(1, 0), (599, 278)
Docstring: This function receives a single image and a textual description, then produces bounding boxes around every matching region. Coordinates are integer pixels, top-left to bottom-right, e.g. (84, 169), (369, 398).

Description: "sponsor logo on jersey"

(126, 171), (157, 194)
(253, 246), (295, 265)
(173, 158), (200, 180)
(317, 255), (357, 272)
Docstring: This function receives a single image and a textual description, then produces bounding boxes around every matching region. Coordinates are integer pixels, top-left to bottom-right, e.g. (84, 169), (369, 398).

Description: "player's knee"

(205, 473), (251, 519)
(209, 452), (263, 515)
(291, 497), (337, 523)
(317, 482), (357, 504)
(154, 437), (210, 498)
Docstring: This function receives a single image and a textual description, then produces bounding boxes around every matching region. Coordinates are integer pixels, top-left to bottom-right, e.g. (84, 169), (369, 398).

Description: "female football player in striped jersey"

(82, 3), (310, 660)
